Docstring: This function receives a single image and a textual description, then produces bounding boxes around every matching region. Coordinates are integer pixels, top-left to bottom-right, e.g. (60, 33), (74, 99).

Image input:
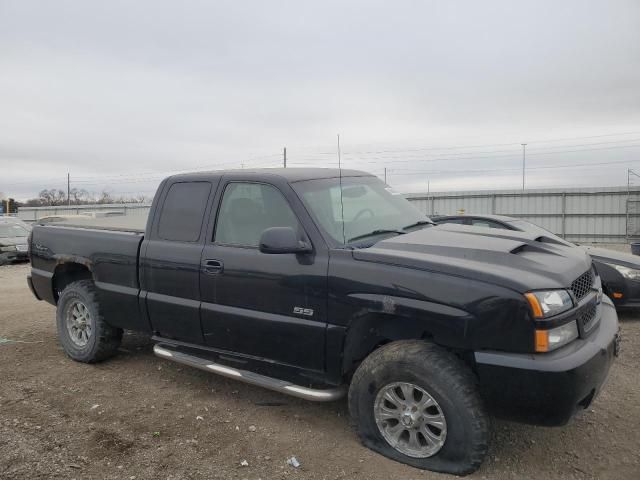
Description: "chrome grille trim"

(571, 269), (595, 301)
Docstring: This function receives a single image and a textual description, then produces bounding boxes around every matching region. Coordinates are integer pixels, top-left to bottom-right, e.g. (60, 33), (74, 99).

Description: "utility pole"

(626, 169), (640, 240)
(283, 147), (287, 168)
(67, 172), (71, 206)
(384, 168), (387, 184)
(521, 144), (527, 190)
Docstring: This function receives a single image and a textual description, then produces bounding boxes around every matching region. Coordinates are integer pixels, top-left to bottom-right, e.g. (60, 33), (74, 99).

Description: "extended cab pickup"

(28, 168), (620, 475)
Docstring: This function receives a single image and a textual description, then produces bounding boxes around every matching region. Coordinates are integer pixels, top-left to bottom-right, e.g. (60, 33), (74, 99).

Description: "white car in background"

(0, 218), (31, 265)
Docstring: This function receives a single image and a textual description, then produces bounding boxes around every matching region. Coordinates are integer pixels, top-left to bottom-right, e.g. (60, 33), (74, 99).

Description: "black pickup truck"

(27, 168), (620, 475)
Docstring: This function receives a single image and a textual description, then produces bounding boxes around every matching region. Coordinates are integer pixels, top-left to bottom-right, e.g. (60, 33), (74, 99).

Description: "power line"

(7, 135), (640, 186)
(6, 131), (640, 196)
(4, 156), (282, 186)
(385, 158), (640, 176)
(291, 142), (640, 166)
(286, 130), (640, 156)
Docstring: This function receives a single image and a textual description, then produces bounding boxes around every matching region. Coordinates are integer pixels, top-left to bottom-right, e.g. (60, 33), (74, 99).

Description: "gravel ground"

(1, 262), (639, 480)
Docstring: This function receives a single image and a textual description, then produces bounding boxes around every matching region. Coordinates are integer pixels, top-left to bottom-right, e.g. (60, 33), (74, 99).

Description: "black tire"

(348, 340), (489, 476)
(56, 280), (123, 363)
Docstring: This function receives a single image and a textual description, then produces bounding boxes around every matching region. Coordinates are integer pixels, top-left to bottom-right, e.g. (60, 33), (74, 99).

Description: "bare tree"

(69, 188), (89, 205)
(37, 189), (67, 206)
(97, 190), (114, 204)
(22, 189), (151, 206)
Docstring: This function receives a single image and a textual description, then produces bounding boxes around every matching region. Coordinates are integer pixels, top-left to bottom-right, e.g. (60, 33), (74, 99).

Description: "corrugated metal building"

(406, 186), (640, 243)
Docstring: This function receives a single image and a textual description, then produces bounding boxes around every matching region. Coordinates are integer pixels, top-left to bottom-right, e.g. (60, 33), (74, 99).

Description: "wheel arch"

(341, 312), (439, 379)
(52, 259), (94, 303)
(340, 297), (475, 380)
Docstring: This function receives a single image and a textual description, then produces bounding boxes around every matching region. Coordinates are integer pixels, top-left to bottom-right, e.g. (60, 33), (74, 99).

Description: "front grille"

(571, 269), (594, 301)
(578, 303), (598, 333)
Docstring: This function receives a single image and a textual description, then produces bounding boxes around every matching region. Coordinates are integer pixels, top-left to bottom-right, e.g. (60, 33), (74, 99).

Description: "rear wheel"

(348, 340), (489, 476)
(56, 280), (122, 363)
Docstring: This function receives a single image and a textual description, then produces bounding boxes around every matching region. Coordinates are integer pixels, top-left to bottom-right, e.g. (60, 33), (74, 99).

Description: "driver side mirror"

(259, 227), (312, 254)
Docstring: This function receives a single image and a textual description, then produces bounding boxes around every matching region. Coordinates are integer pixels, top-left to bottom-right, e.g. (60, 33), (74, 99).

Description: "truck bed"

(36, 215), (146, 233)
(29, 222), (148, 332)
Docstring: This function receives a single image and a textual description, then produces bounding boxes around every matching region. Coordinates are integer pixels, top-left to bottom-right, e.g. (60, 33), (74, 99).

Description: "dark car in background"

(433, 214), (640, 309)
(581, 246), (640, 309)
(0, 218), (31, 265)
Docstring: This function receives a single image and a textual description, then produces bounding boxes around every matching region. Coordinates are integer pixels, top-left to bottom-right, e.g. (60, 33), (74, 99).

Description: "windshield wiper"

(347, 229), (406, 243)
(402, 220), (435, 231)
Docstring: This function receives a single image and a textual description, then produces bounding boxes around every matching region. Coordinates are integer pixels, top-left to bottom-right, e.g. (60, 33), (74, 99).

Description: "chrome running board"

(153, 344), (346, 402)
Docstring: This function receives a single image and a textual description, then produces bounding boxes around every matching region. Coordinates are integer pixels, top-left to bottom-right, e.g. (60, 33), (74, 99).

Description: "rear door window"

(157, 182), (211, 242)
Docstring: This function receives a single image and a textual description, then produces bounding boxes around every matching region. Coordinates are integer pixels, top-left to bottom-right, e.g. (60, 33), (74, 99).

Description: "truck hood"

(352, 224), (592, 293)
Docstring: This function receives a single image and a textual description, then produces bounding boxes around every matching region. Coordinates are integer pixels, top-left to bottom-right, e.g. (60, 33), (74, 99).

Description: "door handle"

(202, 259), (223, 275)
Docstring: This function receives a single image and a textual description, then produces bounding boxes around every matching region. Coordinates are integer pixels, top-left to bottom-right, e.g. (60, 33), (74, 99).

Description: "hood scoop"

(534, 235), (565, 245)
(510, 242), (550, 255)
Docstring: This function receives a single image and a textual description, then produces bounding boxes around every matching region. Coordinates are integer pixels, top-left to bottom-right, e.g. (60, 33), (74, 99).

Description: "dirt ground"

(1, 263), (638, 480)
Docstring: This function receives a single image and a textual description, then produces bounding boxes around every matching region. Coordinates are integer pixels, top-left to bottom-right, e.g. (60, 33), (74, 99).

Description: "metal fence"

(18, 203), (152, 222)
(406, 186), (640, 244)
(17, 186), (640, 244)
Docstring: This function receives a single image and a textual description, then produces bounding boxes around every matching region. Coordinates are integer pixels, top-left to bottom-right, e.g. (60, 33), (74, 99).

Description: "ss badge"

(293, 307), (314, 317)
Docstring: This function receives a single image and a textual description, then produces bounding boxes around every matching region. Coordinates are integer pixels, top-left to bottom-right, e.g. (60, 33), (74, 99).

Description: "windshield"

(292, 176), (430, 245)
(0, 223), (29, 238)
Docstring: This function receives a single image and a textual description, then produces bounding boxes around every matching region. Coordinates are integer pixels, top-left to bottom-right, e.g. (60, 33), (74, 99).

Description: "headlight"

(605, 262), (640, 281)
(535, 321), (579, 352)
(0, 245), (17, 252)
(524, 290), (573, 318)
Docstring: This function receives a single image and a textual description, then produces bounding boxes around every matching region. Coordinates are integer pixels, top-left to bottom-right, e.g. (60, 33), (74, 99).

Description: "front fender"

(340, 294), (473, 376)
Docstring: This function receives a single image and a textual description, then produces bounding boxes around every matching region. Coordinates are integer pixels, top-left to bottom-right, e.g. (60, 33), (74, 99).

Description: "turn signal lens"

(525, 293), (544, 318)
(534, 321), (579, 353)
(535, 330), (549, 352)
(612, 292), (623, 299)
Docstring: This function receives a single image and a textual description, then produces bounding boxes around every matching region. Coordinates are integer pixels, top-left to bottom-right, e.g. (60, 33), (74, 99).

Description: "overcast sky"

(1, 0), (639, 201)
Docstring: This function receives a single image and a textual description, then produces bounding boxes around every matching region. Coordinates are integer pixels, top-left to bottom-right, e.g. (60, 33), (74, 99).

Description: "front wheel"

(56, 280), (123, 363)
(348, 340), (489, 476)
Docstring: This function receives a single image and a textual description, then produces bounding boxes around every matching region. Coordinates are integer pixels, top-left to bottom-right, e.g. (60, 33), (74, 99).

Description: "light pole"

(521, 143), (527, 190)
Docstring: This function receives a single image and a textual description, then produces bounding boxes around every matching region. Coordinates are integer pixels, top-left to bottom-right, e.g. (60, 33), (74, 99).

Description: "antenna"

(337, 134), (346, 245)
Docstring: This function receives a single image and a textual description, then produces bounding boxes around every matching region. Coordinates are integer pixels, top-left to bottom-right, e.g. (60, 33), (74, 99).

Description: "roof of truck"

(168, 167), (374, 183)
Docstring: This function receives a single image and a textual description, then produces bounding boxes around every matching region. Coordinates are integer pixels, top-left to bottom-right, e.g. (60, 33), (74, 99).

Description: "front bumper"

(0, 251), (29, 264)
(474, 297), (619, 426)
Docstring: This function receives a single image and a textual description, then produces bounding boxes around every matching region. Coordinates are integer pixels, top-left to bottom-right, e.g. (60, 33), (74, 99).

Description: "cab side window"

(214, 183), (300, 247)
(157, 182), (211, 242)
